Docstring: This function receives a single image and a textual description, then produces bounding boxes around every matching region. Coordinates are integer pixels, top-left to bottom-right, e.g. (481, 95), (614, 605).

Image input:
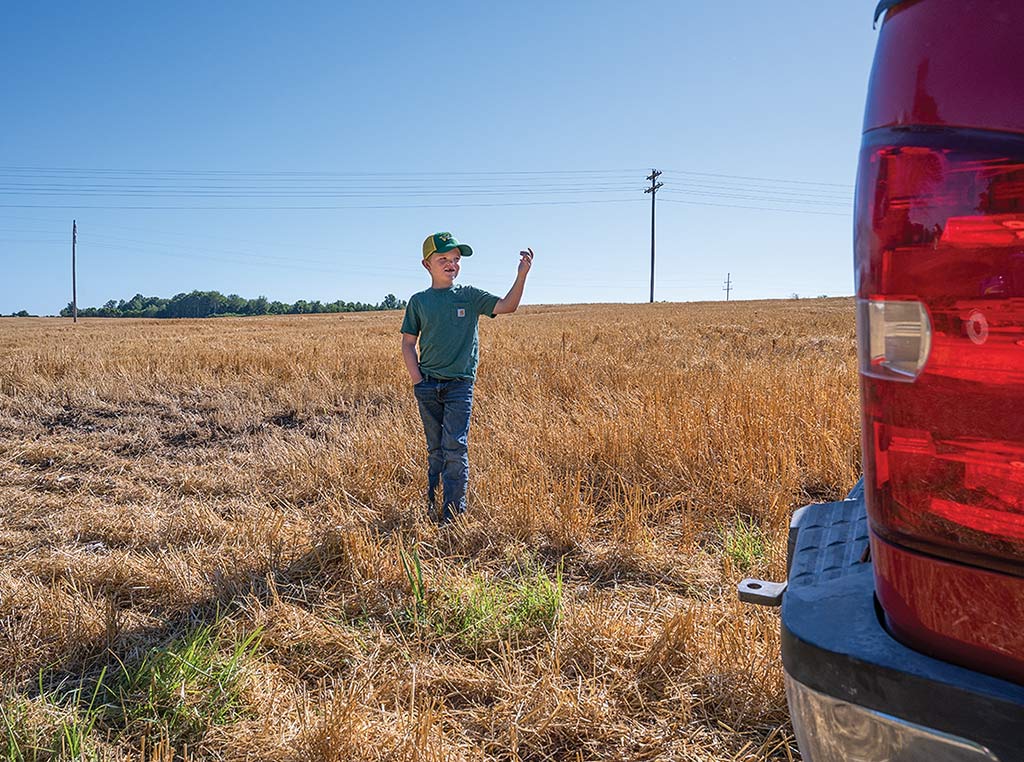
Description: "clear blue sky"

(1, 1), (881, 315)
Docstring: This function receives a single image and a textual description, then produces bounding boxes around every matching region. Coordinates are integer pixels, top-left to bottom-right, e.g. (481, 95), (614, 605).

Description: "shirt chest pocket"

(451, 303), (470, 323)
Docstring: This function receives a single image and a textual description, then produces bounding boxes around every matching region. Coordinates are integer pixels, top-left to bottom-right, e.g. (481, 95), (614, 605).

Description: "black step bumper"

(777, 484), (1024, 760)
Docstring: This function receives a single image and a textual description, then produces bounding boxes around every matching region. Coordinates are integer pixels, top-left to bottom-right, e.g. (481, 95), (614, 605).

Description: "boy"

(401, 232), (534, 524)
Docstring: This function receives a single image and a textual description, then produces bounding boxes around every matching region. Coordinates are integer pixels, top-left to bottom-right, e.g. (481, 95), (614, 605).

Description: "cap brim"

(435, 243), (473, 257)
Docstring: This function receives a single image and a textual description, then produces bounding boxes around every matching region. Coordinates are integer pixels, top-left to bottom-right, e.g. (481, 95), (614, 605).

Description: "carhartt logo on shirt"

(457, 308), (466, 317)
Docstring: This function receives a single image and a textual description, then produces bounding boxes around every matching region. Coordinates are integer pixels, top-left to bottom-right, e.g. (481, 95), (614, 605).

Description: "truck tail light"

(856, 128), (1024, 572)
(857, 298), (932, 381)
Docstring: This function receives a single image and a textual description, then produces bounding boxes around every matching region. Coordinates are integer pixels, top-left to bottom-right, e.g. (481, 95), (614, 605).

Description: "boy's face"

(424, 250), (461, 287)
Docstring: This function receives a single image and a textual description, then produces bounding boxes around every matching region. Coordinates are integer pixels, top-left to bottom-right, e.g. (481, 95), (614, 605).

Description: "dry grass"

(0, 299), (859, 761)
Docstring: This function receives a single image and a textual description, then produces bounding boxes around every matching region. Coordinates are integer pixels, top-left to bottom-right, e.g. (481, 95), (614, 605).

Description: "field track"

(0, 300), (859, 761)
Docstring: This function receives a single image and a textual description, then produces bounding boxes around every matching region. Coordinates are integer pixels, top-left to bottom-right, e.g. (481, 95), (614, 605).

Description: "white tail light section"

(857, 298), (932, 382)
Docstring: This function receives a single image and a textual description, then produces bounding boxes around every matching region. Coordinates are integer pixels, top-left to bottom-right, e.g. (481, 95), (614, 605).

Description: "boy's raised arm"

(493, 248), (534, 315)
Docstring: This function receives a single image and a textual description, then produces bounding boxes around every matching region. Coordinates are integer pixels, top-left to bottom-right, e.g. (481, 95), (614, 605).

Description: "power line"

(0, 188), (643, 199)
(0, 181), (847, 200)
(659, 198), (848, 217)
(0, 165), (645, 177)
(0, 198), (647, 211)
(0, 214), (426, 257)
(663, 185), (852, 203)
(664, 168), (853, 189)
(667, 193), (850, 208)
(0, 165), (849, 186)
(81, 240), (407, 276)
(0, 238), (66, 243)
(0, 165), (858, 221)
(0, 165), (851, 190)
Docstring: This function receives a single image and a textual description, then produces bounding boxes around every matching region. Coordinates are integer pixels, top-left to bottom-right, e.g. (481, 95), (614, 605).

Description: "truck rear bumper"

(778, 487), (1024, 760)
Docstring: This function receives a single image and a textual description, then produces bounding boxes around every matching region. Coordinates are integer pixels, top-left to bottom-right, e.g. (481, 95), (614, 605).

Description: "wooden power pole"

(723, 272), (732, 301)
(72, 220), (78, 323)
(645, 169), (663, 303)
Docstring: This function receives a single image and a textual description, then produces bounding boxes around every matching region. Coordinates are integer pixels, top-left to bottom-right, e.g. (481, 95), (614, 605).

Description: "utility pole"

(723, 272), (732, 301)
(72, 220), (78, 323)
(645, 169), (663, 303)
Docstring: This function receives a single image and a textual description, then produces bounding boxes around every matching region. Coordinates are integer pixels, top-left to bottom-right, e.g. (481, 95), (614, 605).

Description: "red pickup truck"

(741, 1), (1024, 758)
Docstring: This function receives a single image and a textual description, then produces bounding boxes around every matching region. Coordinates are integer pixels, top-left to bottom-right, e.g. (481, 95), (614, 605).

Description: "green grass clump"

(37, 620), (261, 752)
(1, 684), (104, 762)
(434, 565), (563, 650)
(106, 623), (261, 745)
(723, 515), (767, 573)
(399, 544), (563, 650)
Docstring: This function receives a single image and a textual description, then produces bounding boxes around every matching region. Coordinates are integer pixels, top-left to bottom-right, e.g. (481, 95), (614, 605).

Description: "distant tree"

(381, 293), (407, 310)
(249, 296), (270, 315)
(158, 293), (187, 318)
(168, 292), (198, 317)
(210, 291), (230, 315)
(225, 293), (247, 314)
(123, 294), (147, 314)
(161, 290), (228, 318)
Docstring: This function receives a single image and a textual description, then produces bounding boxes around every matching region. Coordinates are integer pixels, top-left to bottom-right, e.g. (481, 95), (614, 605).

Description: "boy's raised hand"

(494, 248), (533, 314)
(518, 247), (534, 276)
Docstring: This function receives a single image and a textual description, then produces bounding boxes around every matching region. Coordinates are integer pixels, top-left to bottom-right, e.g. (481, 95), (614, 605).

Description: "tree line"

(59, 291), (407, 319)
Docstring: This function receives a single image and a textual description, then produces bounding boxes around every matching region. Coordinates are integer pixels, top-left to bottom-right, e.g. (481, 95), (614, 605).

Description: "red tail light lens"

(857, 128), (1024, 572)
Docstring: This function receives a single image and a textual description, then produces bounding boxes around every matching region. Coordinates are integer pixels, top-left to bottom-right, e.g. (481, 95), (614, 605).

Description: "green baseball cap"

(422, 231), (473, 260)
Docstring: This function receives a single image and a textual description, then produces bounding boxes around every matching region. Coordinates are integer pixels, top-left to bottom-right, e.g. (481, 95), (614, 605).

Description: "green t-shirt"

(401, 284), (500, 380)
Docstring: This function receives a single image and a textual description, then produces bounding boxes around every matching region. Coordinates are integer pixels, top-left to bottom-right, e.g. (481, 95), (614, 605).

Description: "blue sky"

(1, 2), (880, 315)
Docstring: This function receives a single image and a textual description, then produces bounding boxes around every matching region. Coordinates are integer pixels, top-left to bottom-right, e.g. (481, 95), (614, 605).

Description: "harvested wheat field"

(0, 299), (860, 761)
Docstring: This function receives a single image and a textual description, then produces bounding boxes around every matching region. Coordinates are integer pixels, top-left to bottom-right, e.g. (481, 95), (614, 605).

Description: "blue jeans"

(413, 374), (474, 523)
